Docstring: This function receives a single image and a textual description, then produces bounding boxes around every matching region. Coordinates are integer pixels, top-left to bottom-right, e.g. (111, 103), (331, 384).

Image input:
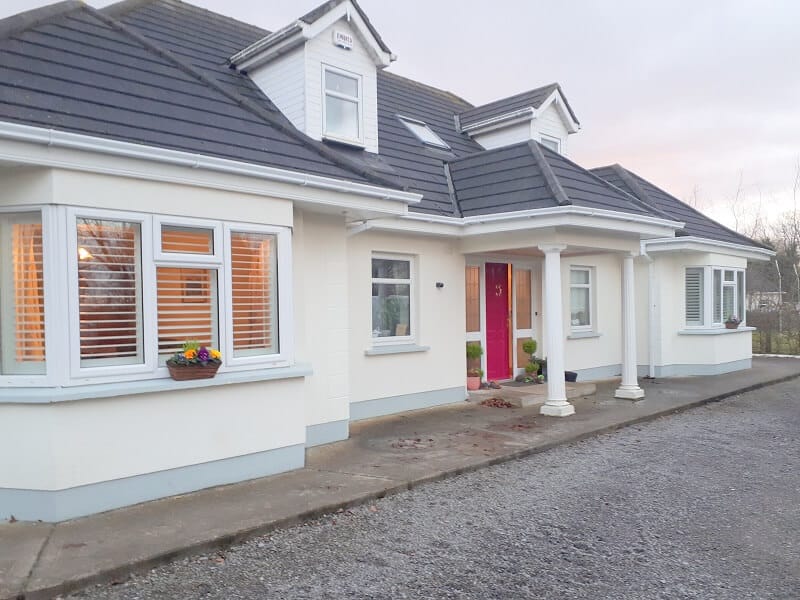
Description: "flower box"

(166, 360), (221, 381)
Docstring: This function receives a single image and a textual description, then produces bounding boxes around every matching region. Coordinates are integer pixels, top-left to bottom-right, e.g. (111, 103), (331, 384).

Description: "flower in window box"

(724, 316), (741, 329)
(167, 341), (222, 380)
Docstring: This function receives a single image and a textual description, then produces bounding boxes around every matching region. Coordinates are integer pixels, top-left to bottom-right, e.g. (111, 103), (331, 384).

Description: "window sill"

(678, 326), (755, 336)
(0, 363), (313, 405)
(322, 135), (366, 150)
(364, 344), (430, 356)
(567, 331), (601, 340)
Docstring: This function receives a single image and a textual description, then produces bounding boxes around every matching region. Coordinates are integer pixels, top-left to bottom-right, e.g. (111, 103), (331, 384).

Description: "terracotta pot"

(466, 376), (481, 391)
(725, 321), (740, 329)
(167, 361), (221, 381)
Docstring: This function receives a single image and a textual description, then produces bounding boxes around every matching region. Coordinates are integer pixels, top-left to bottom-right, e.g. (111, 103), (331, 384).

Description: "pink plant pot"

(466, 376), (481, 391)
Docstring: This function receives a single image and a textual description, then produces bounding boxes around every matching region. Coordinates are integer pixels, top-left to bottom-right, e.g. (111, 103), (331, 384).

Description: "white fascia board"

(355, 206), (683, 238)
(0, 121), (421, 214)
(232, 27), (305, 72)
(460, 108), (535, 135)
(537, 89), (580, 134)
(644, 236), (774, 261)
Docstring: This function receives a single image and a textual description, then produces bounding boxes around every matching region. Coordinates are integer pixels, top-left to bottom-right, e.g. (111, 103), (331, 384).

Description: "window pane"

(570, 287), (590, 327)
(465, 266), (480, 333)
(570, 269), (589, 285)
(737, 271), (745, 323)
(325, 95), (359, 140)
(401, 119), (449, 149)
(325, 71), (358, 97)
(685, 268), (704, 326)
(372, 258), (410, 280)
(723, 285), (735, 321)
(78, 219), (143, 366)
(0, 213), (46, 375)
(157, 267), (218, 363)
(161, 225), (213, 254)
(372, 283), (410, 337)
(713, 269), (722, 323)
(231, 232), (277, 357)
(515, 269), (531, 330)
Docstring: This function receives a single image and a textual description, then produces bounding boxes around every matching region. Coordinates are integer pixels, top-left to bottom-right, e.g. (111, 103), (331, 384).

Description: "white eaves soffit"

(643, 236), (774, 261)
(348, 206), (684, 240)
(0, 121), (420, 218)
(229, 1), (394, 71)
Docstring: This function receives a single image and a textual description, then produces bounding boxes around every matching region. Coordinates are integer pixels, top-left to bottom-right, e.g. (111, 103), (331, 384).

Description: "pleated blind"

(230, 232), (277, 357)
(685, 267), (704, 326)
(77, 219), (143, 365)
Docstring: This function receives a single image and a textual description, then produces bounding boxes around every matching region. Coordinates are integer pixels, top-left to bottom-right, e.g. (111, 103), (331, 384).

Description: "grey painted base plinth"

(306, 420), (349, 447)
(350, 386), (465, 421)
(1, 444), (304, 523)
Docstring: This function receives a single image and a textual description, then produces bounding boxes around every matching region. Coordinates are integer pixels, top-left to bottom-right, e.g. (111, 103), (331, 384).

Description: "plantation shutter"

(77, 219), (143, 366)
(685, 268), (704, 326)
(157, 267), (218, 361)
(230, 232), (277, 357)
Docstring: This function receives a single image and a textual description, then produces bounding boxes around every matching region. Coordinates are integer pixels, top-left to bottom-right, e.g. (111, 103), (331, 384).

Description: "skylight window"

(398, 116), (450, 149)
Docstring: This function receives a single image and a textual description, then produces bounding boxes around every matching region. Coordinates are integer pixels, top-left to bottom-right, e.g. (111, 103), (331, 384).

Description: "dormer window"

(323, 65), (362, 145)
(540, 135), (560, 153)
(398, 116), (450, 150)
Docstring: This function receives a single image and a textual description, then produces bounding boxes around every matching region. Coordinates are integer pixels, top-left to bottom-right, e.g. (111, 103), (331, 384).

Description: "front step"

(468, 381), (597, 407)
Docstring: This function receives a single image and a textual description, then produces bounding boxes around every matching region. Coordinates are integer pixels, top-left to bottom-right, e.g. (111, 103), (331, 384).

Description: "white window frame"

(371, 252), (416, 346)
(0, 205), (57, 387)
(683, 265), (746, 329)
(321, 64), (364, 146)
(397, 115), (450, 150)
(540, 134), (561, 153)
(569, 266), (593, 332)
(684, 266), (705, 327)
(223, 223), (293, 370)
(60, 207), (294, 386)
(154, 216), (223, 264)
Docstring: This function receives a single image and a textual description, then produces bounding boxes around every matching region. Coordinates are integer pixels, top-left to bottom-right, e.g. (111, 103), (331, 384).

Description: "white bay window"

(684, 266), (746, 327)
(0, 211), (46, 376)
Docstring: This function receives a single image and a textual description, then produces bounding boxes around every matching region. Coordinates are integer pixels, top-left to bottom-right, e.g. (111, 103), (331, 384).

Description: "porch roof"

(447, 141), (673, 220)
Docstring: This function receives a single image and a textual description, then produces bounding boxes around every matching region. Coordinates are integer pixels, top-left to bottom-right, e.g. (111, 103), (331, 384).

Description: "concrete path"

(2, 357), (799, 600)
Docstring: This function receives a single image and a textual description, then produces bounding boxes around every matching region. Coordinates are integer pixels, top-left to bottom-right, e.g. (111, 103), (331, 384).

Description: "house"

(0, 0), (772, 522)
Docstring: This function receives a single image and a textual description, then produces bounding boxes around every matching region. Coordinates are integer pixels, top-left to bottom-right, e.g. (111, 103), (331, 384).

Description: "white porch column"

(538, 244), (574, 417)
(615, 253), (645, 400)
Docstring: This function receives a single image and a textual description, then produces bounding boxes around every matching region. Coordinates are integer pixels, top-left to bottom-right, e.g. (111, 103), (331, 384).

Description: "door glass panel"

(465, 266), (480, 332)
(515, 269), (531, 330)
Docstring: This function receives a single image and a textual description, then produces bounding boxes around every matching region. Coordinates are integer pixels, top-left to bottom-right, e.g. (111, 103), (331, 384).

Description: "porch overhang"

(348, 206), (683, 244)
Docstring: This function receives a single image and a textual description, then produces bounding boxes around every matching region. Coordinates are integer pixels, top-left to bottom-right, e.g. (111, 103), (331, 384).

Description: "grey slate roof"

(459, 83), (580, 130)
(449, 142), (658, 218)
(0, 0), (705, 230)
(0, 0), (406, 188)
(591, 165), (765, 248)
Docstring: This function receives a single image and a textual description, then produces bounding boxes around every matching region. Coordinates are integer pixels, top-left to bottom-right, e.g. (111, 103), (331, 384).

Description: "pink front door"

(485, 263), (511, 381)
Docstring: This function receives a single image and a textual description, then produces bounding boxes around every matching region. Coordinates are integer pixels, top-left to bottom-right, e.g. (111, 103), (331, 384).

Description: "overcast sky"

(2, 0), (799, 229)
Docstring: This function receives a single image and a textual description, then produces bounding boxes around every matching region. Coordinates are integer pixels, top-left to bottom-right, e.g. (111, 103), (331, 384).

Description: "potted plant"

(521, 339), (540, 383)
(166, 341), (222, 381)
(725, 315), (741, 329)
(466, 343), (484, 390)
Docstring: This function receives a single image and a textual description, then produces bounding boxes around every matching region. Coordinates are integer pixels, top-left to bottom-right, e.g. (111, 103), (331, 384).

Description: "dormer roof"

(229, 0), (394, 71)
(458, 83), (580, 134)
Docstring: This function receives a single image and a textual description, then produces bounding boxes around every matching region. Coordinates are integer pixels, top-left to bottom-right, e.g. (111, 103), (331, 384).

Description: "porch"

(462, 229), (648, 416)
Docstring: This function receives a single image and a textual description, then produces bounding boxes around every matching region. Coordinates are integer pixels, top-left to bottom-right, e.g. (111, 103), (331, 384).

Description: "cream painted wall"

(294, 209), (351, 427)
(52, 170), (293, 227)
(560, 253), (623, 371)
(0, 377), (305, 490)
(348, 230), (466, 403)
(654, 252), (751, 369)
(305, 19), (380, 153)
(0, 167), (52, 206)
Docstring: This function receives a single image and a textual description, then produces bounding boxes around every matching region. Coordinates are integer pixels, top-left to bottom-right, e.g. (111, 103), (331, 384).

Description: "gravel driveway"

(72, 381), (800, 600)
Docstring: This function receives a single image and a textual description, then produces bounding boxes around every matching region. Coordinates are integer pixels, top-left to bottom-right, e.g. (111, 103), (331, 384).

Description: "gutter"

(643, 236), (775, 260)
(0, 121), (422, 205)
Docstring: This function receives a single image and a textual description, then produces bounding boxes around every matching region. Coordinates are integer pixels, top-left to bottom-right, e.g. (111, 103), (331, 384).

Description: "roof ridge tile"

(527, 140), (571, 206)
